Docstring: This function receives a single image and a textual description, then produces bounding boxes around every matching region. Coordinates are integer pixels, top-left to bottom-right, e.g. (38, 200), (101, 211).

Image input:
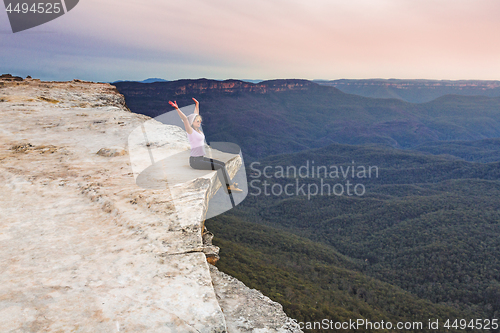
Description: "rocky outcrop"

(0, 76), (302, 332)
(0, 73), (23, 81)
(210, 266), (302, 333)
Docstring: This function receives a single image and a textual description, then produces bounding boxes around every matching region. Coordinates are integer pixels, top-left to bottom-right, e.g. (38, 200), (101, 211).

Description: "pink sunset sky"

(1, 0), (499, 81)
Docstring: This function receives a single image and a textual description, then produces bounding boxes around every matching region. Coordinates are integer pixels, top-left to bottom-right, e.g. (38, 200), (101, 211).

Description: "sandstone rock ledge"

(0, 77), (302, 333)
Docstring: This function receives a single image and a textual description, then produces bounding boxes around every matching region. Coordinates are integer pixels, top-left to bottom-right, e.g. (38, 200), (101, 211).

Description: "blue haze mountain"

(113, 79), (500, 161)
(315, 79), (500, 103)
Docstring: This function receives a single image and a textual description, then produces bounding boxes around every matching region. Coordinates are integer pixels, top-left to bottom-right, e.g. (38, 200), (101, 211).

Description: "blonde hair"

(188, 114), (202, 126)
(192, 115), (202, 126)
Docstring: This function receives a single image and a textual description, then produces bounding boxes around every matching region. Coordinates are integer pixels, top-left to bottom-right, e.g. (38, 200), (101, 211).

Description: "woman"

(169, 98), (242, 194)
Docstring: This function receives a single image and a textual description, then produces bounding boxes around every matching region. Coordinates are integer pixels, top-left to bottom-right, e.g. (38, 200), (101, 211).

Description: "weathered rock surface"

(210, 266), (302, 333)
(0, 77), (302, 332)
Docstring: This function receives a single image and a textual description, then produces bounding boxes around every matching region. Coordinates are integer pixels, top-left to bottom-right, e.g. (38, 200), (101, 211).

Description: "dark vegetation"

(414, 138), (500, 163)
(114, 79), (500, 332)
(208, 144), (500, 331)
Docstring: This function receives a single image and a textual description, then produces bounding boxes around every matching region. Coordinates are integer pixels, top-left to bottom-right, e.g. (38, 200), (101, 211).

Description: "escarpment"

(114, 78), (318, 99)
(0, 76), (302, 332)
(169, 79), (315, 95)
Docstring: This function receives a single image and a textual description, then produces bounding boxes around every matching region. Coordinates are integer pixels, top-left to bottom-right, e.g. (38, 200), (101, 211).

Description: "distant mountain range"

(111, 78), (262, 84)
(113, 78), (500, 160)
(315, 79), (500, 103)
(112, 78), (169, 84)
(112, 78), (500, 103)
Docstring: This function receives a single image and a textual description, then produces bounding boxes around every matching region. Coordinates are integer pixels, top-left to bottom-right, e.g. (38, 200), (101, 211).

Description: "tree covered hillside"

(207, 143), (500, 332)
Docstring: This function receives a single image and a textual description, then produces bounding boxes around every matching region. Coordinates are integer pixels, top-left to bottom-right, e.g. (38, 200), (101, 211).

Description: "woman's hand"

(192, 97), (200, 115)
(169, 100), (179, 109)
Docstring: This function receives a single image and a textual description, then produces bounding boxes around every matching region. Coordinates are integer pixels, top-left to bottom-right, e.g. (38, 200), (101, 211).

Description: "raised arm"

(192, 97), (199, 115)
(169, 100), (192, 134)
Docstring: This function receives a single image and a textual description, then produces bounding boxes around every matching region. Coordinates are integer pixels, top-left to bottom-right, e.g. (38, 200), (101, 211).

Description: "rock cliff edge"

(0, 77), (302, 332)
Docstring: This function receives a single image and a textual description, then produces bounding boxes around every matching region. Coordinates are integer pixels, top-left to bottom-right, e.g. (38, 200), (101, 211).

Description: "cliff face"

(0, 77), (302, 332)
(170, 79), (316, 95)
(116, 78), (317, 97)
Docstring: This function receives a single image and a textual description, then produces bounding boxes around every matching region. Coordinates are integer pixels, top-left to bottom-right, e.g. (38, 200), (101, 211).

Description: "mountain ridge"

(114, 78), (500, 160)
(315, 79), (500, 103)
